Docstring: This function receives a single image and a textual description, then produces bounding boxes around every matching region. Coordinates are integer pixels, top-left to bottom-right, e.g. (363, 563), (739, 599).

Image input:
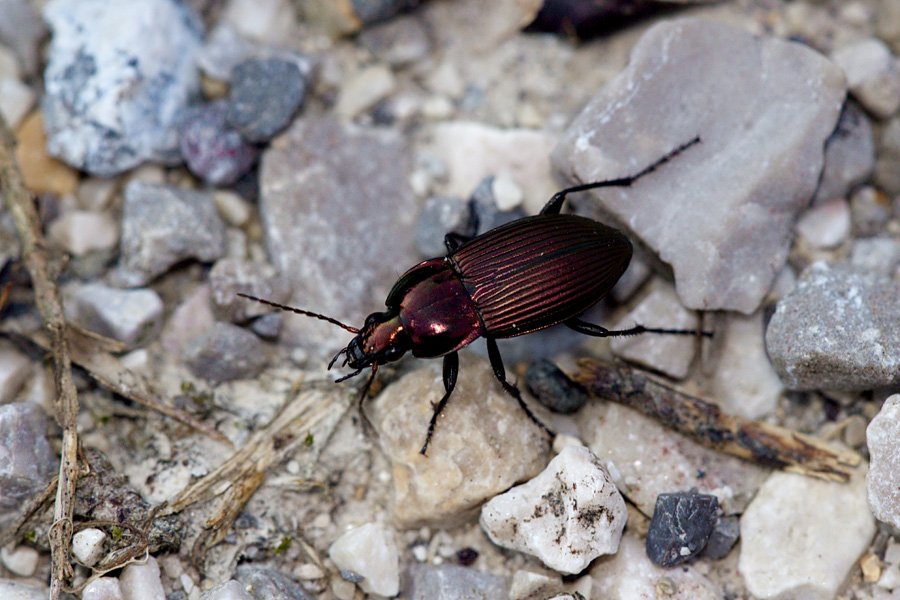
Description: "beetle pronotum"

(241, 137), (709, 454)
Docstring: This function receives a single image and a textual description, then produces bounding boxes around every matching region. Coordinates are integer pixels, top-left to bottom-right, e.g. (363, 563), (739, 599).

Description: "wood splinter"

(576, 359), (860, 483)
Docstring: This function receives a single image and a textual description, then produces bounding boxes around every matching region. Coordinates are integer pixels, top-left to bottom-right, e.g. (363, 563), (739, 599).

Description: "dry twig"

(0, 114), (78, 598)
(576, 359), (860, 482)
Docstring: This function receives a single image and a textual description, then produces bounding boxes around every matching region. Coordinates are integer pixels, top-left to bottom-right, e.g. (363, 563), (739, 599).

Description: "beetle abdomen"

(451, 214), (632, 338)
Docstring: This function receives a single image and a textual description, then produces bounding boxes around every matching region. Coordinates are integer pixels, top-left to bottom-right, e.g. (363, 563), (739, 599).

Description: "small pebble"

(861, 552), (883, 584)
(335, 64), (396, 119)
(235, 565), (315, 600)
(180, 101), (260, 186)
(832, 38), (900, 119)
(198, 580), (252, 600)
(850, 185), (891, 236)
(70, 283), (163, 349)
(118, 181), (226, 287)
(700, 515), (740, 560)
(795, 197), (851, 249)
(508, 570), (563, 600)
(293, 564), (324, 581)
(0, 544), (38, 577)
(455, 548), (478, 567)
(213, 190), (252, 227)
(645, 491), (719, 567)
(0, 341), (32, 403)
(77, 178), (117, 211)
(328, 522), (399, 597)
(0, 77), (34, 129)
(850, 236), (900, 274)
(222, 0), (298, 44)
(14, 111), (80, 196)
(119, 556), (167, 600)
(814, 101), (874, 204)
(0, 403), (58, 507)
(491, 174), (524, 210)
(183, 322), (268, 384)
(249, 312), (283, 340)
(480, 445), (627, 574)
(48, 210), (119, 257)
(195, 23), (255, 82)
(403, 564), (508, 600)
(358, 15), (431, 66)
(226, 57), (308, 143)
(739, 468), (875, 600)
(867, 395), (900, 529)
(524, 359), (589, 414)
(82, 578), (123, 600)
(72, 527), (107, 566)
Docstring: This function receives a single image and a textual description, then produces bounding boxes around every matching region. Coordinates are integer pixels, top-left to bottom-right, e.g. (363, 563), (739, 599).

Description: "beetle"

(240, 137), (707, 454)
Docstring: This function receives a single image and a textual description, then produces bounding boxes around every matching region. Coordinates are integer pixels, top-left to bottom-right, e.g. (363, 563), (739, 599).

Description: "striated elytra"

(240, 138), (707, 454)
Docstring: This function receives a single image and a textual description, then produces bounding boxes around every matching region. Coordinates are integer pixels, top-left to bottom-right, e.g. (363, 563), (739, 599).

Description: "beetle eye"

(384, 346), (403, 361)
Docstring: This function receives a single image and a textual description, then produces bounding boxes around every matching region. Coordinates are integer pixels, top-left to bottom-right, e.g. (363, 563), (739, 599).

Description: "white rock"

(335, 64), (396, 119)
(705, 311), (783, 420)
(120, 556), (166, 600)
(82, 578), (123, 600)
(70, 283), (164, 349)
(328, 522), (400, 597)
(0, 544), (38, 576)
(579, 401), (769, 515)
(0, 341), (32, 403)
(491, 174), (524, 210)
(429, 121), (557, 213)
(0, 77), (33, 129)
(795, 198), (851, 249)
(0, 580), (47, 600)
(552, 18), (845, 314)
(222, 0), (297, 45)
(48, 210), (119, 256)
(480, 445), (627, 574)
(590, 534), (722, 600)
(72, 527), (107, 566)
(213, 190), (252, 227)
(739, 466), (875, 600)
(609, 282), (699, 379)
(832, 38), (900, 118)
(867, 395), (900, 529)
(199, 580), (252, 600)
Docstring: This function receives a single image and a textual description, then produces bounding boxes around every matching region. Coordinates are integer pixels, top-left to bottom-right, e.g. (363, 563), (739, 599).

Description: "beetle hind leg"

(420, 352), (460, 455)
(486, 338), (554, 439)
(565, 317), (712, 338)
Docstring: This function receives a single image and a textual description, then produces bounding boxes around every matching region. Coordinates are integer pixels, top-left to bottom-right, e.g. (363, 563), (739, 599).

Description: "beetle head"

(343, 310), (410, 370)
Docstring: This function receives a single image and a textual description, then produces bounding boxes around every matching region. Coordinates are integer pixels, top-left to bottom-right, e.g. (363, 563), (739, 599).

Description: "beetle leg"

(420, 352), (460, 455)
(444, 232), (472, 254)
(334, 368), (364, 382)
(485, 338), (554, 439)
(539, 137), (701, 216)
(565, 317), (712, 338)
(444, 198), (480, 254)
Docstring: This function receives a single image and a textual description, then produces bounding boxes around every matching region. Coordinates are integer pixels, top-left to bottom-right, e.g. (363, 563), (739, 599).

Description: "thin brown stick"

(0, 115), (78, 597)
(576, 359), (860, 482)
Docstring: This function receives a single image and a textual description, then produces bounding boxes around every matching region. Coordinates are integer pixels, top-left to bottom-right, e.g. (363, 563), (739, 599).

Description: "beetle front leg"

(485, 338), (554, 438)
(420, 352), (460, 455)
(565, 317), (712, 338)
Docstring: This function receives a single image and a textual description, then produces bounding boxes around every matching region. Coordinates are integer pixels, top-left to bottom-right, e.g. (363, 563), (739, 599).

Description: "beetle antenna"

(328, 347), (347, 370)
(237, 293), (360, 334)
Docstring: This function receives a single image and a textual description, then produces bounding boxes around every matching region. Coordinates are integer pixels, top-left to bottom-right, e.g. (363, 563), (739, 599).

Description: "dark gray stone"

(0, 403), (56, 509)
(814, 101), (874, 205)
(42, 0), (202, 175)
(183, 322), (268, 384)
(117, 182), (227, 287)
(645, 491), (719, 567)
(250, 312), (283, 340)
(180, 101), (260, 185)
(700, 515), (740, 560)
(415, 196), (469, 257)
(235, 565), (315, 600)
(525, 359), (589, 414)
(765, 262), (900, 390)
(402, 564), (508, 600)
(227, 58), (308, 143)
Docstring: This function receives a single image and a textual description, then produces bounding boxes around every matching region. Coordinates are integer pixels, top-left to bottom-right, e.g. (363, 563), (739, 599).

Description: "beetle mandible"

(240, 137), (707, 454)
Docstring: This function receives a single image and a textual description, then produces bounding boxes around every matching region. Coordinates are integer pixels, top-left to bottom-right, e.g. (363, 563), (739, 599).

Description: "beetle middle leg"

(565, 317), (712, 338)
(486, 337), (554, 438)
(540, 137), (701, 216)
(420, 352), (460, 455)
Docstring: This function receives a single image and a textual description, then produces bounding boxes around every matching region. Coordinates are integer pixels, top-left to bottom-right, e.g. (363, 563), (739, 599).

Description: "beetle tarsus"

(540, 136), (702, 216)
(565, 318), (712, 339)
(420, 352), (460, 455)
(486, 338), (555, 439)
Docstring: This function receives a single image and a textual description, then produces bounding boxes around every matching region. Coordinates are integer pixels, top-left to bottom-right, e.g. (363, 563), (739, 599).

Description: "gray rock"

(117, 182), (226, 287)
(70, 283), (164, 349)
(850, 236), (900, 275)
(700, 515), (739, 560)
(814, 101), (875, 204)
(180, 101), (260, 186)
(184, 322), (268, 384)
(867, 395), (900, 530)
(209, 259), (292, 323)
(259, 116), (418, 359)
(200, 580), (252, 600)
(525, 359), (589, 414)
(795, 198), (851, 249)
(850, 186), (891, 236)
(0, 0), (44, 76)
(645, 491), (719, 567)
(415, 196), (470, 258)
(552, 18), (845, 314)
(0, 403), (56, 509)
(42, 0), (203, 175)
(235, 565), (315, 600)
(249, 312), (283, 340)
(403, 564), (508, 600)
(226, 58), (308, 143)
(480, 446), (627, 574)
(765, 261), (900, 390)
(831, 37), (900, 119)
(358, 14), (432, 66)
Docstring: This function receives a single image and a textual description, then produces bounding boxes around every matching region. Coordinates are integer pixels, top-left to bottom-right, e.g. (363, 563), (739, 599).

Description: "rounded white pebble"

(72, 528), (107, 567)
(0, 544), (39, 576)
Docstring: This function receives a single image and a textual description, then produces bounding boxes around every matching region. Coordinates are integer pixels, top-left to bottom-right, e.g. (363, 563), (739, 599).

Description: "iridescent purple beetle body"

(241, 138), (705, 454)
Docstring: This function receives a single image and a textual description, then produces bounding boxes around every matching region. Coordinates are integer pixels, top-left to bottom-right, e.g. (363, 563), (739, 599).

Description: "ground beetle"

(240, 138), (707, 454)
